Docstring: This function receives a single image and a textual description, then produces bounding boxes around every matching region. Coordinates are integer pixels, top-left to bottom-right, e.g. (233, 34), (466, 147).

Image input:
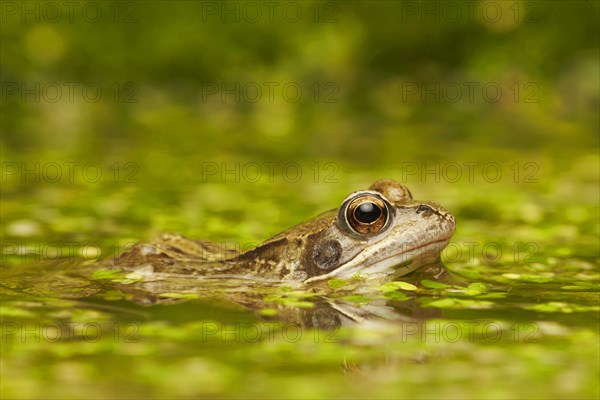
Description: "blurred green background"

(2, 0), (598, 244)
(1, 1), (599, 399)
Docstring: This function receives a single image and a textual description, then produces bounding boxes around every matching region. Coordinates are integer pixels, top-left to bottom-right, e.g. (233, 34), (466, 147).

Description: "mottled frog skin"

(114, 179), (456, 284)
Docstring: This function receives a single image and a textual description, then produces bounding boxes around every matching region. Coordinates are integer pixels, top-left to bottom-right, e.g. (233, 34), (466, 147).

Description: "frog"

(113, 179), (456, 285)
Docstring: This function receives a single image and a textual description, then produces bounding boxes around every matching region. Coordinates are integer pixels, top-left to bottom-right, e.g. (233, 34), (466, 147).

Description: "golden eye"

(342, 194), (390, 235)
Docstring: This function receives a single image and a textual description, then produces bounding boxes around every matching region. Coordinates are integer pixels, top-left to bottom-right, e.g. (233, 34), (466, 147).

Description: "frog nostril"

(416, 205), (433, 214)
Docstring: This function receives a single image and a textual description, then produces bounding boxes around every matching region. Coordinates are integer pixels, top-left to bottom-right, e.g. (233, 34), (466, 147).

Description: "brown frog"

(114, 179), (456, 285)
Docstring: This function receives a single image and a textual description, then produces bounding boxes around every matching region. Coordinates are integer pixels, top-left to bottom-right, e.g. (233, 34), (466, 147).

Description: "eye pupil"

(354, 202), (382, 224)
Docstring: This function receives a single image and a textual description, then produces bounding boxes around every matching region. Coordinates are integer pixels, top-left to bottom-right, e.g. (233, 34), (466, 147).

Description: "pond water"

(1, 1), (599, 398)
(2, 163), (598, 399)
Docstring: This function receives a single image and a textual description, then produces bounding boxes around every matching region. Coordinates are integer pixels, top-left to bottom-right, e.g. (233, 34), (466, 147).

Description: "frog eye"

(339, 193), (391, 236)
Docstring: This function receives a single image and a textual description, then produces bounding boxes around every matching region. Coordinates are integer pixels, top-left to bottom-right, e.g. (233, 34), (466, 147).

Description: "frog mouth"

(304, 236), (453, 283)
